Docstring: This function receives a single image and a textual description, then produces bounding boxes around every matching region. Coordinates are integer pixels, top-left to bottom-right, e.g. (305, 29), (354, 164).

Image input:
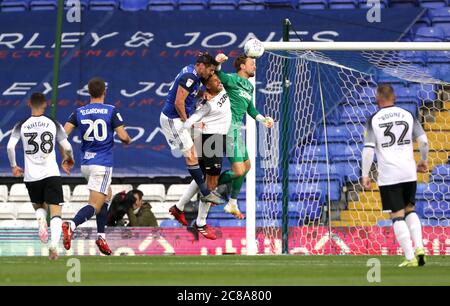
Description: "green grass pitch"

(0, 256), (449, 286)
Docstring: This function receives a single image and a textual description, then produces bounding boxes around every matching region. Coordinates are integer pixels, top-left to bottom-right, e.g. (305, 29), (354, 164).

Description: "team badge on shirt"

(185, 79), (194, 88)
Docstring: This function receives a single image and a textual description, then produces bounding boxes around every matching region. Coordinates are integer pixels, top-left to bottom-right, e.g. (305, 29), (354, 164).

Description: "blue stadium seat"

(217, 219), (246, 227)
(420, 218), (450, 226)
(256, 219), (280, 227)
(426, 50), (450, 63)
(346, 123), (365, 143)
(398, 50), (427, 65)
(288, 200), (322, 221)
(375, 70), (409, 86)
(120, 0), (149, 10)
(389, 0), (419, 8)
(89, 0), (119, 10)
(418, 0), (449, 8)
(339, 104), (371, 124)
(358, 0), (388, 8)
(209, 0), (237, 10)
(315, 125), (349, 143)
(0, 0), (29, 11)
(429, 7), (450, 25)
(396, 101), (418, 117)
(289, 180), (325, 202)
(431, 164), (450, 182)
(329, 0), (358, 9)
(394, 85), (419, 99)
(408, 83), (438, 103)
(299, 143), (328, 160)
(265, 0), (297, 8)
(414, 26), (445, 42)
(160, 219), (183, 227)
(423, 200), (450, 218)
(422, 182), (450, 200)
(178, 0), (207, 10)
(147, 0), (176, 10)
(297, 0), (327, 9)
(237, 0), (265, 10)
(30, 0), (57, 10)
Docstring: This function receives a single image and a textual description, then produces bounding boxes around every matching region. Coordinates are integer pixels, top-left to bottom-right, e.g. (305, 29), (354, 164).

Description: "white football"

(244, 38), (265, 58)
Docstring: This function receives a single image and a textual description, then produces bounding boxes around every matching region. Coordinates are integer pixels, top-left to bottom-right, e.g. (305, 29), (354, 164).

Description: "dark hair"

(88, 77), (106, 98)
(29, 92), (46, 108)
(377, 84), (395, 101)
(233, 53), (250, 72)
(196, 52), (219, 67)
(130, 189), (143, 201)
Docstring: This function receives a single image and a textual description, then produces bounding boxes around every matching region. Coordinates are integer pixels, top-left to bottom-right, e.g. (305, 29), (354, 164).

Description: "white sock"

(405, 212), (424, 249)
(97, 233), (106, 239)
(196, 200), (211, 227)
(227, 198), (238, 208)
(69, 220), (76, 231)
(393, 219), (415, 261)
(35, 208), (47, 222)
(176, 180), (199, 211)
(50, 217), (62, 249)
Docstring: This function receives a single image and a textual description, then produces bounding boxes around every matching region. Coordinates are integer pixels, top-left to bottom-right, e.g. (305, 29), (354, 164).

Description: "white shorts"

(160, 113), (194, 153)
(81, 165), (113, 195)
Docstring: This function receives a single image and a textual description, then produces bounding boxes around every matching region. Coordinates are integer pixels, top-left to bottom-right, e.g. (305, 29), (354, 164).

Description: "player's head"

(88, 77), (106, 101)
(234, 54), (256, 78)
(205, 74), (223, 94)
(376, 84), (396, 107)
(29, 92), (47, 111)
(196, 52), (218, 80)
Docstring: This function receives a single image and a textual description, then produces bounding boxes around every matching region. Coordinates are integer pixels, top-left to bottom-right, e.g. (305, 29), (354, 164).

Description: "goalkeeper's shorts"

(226, 127), (249, 163)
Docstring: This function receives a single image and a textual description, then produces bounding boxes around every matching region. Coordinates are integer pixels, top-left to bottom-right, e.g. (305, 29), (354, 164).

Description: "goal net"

(254, 44), (450, 255)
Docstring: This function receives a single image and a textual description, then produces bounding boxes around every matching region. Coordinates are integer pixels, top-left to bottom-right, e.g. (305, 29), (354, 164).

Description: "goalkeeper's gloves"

(256, 115), (274, 128)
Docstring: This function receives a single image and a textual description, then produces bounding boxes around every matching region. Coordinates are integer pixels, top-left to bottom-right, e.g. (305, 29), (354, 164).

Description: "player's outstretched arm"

(247, 100), (274, 128)
(115, 126), (132, 145)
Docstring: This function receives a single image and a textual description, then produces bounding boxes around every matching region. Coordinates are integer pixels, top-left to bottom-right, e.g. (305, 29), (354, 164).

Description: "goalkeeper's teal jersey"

(216, 71), (260, 124)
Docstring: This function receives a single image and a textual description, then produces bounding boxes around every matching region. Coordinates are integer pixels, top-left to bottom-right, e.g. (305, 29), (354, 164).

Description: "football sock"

(96, 202), (109, 236)
(393, 217), (415, 261)
(405, 211), (424, 249)
(73, 205), (96, 227)
(218, 170), (237, 185)
(231, 171), (248, 199)
(176, 180), (199, 211)
(35, 208), (47, 222)
(196, 200), (211, 228)
(187, 164), (209, 196)
(50, 216), (62, 249)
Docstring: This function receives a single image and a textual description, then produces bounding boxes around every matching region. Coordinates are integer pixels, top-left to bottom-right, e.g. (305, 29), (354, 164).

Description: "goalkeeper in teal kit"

(215, 53), (274, 219)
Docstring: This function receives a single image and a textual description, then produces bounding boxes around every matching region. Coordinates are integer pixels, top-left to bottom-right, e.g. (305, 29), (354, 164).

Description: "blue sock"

(96, 203), (108, 235)
(73, 205), (96, 227)
(187, 164), (209, 196)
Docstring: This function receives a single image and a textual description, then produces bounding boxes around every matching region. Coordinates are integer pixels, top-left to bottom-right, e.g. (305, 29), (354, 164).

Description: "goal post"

(245, 23), (450, 255)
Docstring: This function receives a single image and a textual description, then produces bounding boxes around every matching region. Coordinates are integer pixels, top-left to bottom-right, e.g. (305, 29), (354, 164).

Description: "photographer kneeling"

(107, 189), (158, 227)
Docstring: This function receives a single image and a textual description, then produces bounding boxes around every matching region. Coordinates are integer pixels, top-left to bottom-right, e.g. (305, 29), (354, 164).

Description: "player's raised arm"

(361, 117), (376, 190)
(412, 117), (429, 173)
(6, 123), (23, 177)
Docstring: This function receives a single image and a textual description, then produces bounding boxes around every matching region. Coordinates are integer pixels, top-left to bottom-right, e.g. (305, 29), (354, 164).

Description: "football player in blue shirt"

(160, 53), (225, 224)
(63, 77), (131, 255)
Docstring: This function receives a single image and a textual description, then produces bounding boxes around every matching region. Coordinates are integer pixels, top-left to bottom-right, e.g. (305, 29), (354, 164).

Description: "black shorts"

(196, 134), (226, 176)
(25, 176), (64, 205)
(379, 181), (417, 213)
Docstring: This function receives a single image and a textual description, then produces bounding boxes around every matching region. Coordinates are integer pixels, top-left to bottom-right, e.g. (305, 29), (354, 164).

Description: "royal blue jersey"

(67, 103), (124, 167)
(162, 64), (203, 119)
